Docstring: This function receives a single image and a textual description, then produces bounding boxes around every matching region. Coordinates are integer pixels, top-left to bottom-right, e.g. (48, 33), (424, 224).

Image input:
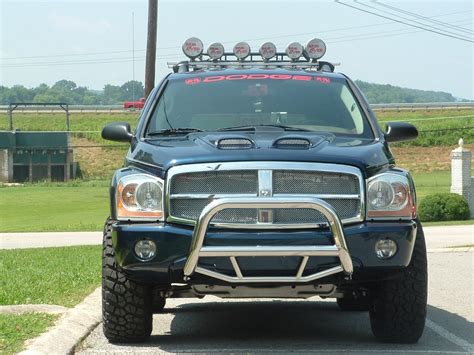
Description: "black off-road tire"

(369, 223), (428, 343)
(102, 219), (153, 343)
(337, 292), (370, 311)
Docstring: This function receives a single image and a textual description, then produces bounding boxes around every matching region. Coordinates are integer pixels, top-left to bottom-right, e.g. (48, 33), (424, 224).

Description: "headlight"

(367, 173), (415, 219)
(116, 174), (164, 221)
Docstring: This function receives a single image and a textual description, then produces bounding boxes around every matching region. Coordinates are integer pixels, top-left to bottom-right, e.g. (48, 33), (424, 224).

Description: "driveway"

(76, 250), (473, 354)
(0, 231), (102, 249)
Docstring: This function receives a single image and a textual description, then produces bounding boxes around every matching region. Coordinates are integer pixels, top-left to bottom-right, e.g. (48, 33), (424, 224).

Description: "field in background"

(377, 110), (473, 147)
(1, 109), (472, 145)
(0, 109), (472, 178)
(0, 109), (472, 232)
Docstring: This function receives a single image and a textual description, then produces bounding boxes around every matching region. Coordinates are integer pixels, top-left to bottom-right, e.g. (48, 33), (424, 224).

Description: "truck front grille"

(166, 162), (363, 228)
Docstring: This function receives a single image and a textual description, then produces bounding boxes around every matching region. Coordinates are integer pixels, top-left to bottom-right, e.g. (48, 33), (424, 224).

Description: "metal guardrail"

(0, 105), (128, 114)
(370, 102), (474, 111)
(0, 102), (473, 114)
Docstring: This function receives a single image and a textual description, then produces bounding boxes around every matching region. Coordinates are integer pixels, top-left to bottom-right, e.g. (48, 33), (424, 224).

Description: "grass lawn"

(0, 245), (101, 307)
(0, 112), (138, 138)
(0, 112), (138, 153)
(0, 313), (58, 354)
(0, 180), (109, 232)
(0, 245), (100, 353)
(411, 170), (452, 201)
(422, 220), (474, 227)
(0, 170), (472, 233)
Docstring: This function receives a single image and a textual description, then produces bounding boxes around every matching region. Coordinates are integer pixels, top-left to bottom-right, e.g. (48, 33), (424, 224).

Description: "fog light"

(134, 240), (156, 261)
(375, 239), (397, 259)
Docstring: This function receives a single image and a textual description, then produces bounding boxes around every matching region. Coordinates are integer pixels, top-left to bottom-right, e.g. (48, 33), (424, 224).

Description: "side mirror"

(102, 122), (133, 143)
(384, 122), (418, 143)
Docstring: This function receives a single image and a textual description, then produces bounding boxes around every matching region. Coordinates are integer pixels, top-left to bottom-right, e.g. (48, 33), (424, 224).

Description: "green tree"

(120, 80), (145, 101)
(102, 84), (122, 104)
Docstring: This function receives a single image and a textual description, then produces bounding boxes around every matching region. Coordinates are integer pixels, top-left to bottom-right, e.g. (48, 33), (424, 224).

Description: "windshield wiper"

(147, 128), (205, 136)
(217, 124), (310, 132)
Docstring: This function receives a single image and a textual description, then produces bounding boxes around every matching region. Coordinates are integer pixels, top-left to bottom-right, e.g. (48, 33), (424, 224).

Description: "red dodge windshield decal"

(184, 74), (331, 85)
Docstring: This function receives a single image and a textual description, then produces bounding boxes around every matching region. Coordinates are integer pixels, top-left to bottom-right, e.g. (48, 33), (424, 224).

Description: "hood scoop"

(216, 137), (254, 150)
(273, 137), (311, 149)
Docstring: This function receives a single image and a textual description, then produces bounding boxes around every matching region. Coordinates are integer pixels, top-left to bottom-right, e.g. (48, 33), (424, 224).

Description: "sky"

(0, 0), (473, 99)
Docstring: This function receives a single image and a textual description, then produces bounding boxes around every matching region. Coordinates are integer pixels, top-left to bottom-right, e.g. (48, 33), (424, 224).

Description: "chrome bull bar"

(183, 197), (353, 283)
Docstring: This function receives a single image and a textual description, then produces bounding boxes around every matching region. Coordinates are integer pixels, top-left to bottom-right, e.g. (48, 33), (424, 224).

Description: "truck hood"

(127, 130), (393, 177)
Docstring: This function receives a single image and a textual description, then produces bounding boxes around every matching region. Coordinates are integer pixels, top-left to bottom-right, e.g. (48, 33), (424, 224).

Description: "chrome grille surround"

(166, 162), (365, 229)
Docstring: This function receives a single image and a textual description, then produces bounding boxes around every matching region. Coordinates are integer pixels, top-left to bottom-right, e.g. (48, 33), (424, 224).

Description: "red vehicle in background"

(124, 97), (145, 110)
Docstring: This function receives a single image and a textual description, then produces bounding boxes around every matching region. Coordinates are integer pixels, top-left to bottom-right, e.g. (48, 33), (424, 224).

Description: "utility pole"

(144, 0), (157, 99)
(132, 11), (135, 101)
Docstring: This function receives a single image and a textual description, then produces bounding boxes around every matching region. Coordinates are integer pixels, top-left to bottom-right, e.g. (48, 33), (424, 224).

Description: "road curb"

(19, 287), (101, 355)
(0, 304), (68, 315)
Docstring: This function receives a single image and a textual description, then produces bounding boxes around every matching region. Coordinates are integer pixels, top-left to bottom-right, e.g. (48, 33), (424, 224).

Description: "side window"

(339, 85), (364, 134)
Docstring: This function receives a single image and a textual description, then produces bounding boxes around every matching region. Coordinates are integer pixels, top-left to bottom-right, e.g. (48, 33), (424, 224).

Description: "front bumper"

(112, 197), (417, 285)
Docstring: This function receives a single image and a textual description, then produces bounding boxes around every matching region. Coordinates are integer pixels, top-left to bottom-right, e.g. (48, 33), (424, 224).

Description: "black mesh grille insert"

(217, 138), (253, 150)
(171, 170), (258, 194)
(273, 170), (359, 195)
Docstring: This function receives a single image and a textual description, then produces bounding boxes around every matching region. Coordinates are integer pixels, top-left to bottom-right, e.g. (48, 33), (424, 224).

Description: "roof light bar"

(259, 42), (277, 60)
(305, 38), (326, 60)
(207, 42), (225, 60)
(285, 42), (304, 61)
(174, 37), (336, 72)
(182, 37), (204, 59)
(233, 41), (251, 60)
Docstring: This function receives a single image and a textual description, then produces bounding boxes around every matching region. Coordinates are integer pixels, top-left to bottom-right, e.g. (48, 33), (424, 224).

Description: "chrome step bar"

(183, 197), (353, 283)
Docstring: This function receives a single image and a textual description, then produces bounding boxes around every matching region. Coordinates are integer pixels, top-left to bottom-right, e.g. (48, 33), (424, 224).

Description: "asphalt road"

(76, 250), (473, 354)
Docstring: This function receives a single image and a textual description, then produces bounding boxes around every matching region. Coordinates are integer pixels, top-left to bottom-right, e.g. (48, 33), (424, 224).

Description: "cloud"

(47, 10), (112, 35)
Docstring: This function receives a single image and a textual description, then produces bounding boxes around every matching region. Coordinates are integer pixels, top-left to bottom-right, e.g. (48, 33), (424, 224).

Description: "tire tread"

(369, 223), (428, 343)
(102, 219), (153, 343)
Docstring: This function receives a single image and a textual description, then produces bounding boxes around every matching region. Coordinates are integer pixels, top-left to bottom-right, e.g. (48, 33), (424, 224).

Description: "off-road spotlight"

(233, 41), (251, 60)
(182, 37), (204, 59)
(207, 42), (225, 60)
(305, 38), (326, 60)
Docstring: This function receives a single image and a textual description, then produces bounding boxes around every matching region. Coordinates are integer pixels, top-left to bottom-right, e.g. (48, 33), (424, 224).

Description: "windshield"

(146, 73), (373, 138)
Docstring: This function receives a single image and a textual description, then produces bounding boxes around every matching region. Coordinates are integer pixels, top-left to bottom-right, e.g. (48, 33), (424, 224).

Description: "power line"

(270, 18), (472, 47)
(3, 18), (472, 68)
(0, 54), (182, 68)
(354, 0), (473, 39)
(335, 0), (474, 43)
(2, 9), (472, 61)
(328, 20), (473, 44)
(328, 18), (472, 41)
(0, 49), (144, 60)
(372, 1), (473, 35)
